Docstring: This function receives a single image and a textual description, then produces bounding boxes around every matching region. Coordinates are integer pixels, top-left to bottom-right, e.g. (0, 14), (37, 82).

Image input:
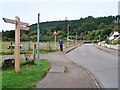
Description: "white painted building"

(109, 31), (119, 41)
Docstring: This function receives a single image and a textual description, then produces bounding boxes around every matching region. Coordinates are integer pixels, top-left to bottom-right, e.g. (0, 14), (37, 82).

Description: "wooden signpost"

(3, 16), (29, 73)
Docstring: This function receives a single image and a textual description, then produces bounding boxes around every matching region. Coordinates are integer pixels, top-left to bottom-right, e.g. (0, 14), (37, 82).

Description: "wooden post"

(15, 16), (20, 73)
(3, 17), (29, 73)
(33, 44), (36, 64)
(49, 42), (51, 50)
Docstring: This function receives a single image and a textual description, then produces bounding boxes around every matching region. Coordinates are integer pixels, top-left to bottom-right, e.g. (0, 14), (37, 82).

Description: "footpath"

(94, 44), (119, 56)
(35, 45), (97, 88)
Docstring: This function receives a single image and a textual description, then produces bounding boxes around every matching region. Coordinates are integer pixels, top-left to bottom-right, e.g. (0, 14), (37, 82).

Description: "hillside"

(2, 15), (120, 42)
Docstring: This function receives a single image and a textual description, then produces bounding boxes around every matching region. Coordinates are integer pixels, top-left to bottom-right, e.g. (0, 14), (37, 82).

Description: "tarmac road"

(66, 44), (118, 88)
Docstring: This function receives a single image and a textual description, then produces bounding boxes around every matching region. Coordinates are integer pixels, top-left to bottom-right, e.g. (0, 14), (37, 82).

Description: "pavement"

(35, 45), (97, 88)
(66, 44), (118, 88)
(94, 44), (119, 56)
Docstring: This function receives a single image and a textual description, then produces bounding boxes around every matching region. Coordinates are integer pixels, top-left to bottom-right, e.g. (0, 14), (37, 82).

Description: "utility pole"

(37, 13), (40, 67)
(67, 25), (70, 47)
(76, 32), (77, 45)
(53, 31), (58, 50)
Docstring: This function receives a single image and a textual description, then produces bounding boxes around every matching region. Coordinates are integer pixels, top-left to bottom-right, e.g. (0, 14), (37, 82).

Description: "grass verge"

(0, 49), (53, 55)
(2, 59), (50, 88)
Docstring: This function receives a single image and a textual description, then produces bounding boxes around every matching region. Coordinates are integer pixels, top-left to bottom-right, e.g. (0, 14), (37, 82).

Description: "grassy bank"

(2, 59), (50, 88)
(0, 49), (53, 55)
(0, 41), (83, 55)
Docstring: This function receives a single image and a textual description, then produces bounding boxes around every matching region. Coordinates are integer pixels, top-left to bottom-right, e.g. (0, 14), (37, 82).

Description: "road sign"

(3, 18), (29, 26)
(3, 18), (29, 31)
(53, 31), (58, 35)
(20, 26), (29, 31)
(3, 16), (29, 73)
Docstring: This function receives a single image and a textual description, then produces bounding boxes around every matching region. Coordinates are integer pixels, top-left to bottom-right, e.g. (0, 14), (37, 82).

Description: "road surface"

(66, 44), (118, 88)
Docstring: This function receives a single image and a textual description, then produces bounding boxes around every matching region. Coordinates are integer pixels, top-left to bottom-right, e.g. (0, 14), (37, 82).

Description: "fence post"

(33, 44), (36, 64)
(49, 42), (51, 50)
(29, 42), (30, 50)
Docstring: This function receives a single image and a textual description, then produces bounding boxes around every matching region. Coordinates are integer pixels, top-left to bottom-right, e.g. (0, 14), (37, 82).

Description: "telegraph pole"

(67, 25), (70, 47)
(53, 31), (57, 50)
(76, 32), (77, 45)
(37, 13), (40, 67)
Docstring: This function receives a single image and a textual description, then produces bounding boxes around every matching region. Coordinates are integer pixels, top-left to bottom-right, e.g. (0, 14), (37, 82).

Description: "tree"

(95, 30), (101, 37)
(2, 30), (6, 41)
(101, 28), (112, 37)
(6, 30), (15, 39)
(113, 25), (120, 32)
(88, 30), (95, 40)
(97, 23), (106, 30)
(6, 30), (15, 52)
(21, 34), (28, 41)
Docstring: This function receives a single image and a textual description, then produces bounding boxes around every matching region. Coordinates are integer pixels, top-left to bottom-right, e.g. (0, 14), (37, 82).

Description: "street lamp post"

(76, 32), (77, 45)
(67, 25), (70, 47)
(37, 13), (40, 67)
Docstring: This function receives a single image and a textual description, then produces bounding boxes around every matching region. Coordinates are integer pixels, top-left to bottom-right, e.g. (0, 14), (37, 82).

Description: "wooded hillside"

(2, 15), (120, 42)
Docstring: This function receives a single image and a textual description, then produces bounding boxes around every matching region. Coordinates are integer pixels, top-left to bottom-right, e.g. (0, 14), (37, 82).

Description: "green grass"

(2, 59), (50, 88)
(0, 41), (83, 55)
(38, 49), (53, 54)
(0, 49), (53, 55)
(0, 60), (2, 67)
(0, 51), (14, 55)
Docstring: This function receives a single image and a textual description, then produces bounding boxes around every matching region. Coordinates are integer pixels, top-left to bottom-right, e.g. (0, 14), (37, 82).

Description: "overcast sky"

(0, 0), (119, 31)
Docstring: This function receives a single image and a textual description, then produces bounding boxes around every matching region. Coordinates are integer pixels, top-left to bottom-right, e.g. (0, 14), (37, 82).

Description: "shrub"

(105, 39), (110, 44)
(2, 59), (35, 70)
(2, 59), (14, 70)
(113, 40), (120, 45)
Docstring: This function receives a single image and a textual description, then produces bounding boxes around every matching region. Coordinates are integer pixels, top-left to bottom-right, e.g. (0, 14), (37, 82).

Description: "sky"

(0, 0), (119, 31)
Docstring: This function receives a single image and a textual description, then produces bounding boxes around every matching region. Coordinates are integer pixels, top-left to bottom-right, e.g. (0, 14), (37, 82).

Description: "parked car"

(8, 45), (25, 50)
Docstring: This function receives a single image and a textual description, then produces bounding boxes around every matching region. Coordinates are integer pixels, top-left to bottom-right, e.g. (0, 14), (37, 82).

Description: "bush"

(2, 59), (14, 70)
(92, 40), (98, 43)
(2, 59), (35, 70)
(105, 39), (110, 44)
(113, 40), (120, 45)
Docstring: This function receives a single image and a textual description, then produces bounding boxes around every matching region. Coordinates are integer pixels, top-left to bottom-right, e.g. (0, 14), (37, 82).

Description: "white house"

(109, 31), (119, 41)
